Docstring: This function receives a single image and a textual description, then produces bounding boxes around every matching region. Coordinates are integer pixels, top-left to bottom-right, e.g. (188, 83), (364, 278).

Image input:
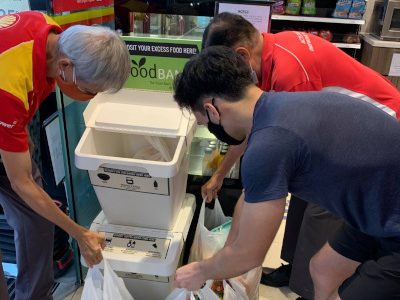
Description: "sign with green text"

(123, 36), (202, 91)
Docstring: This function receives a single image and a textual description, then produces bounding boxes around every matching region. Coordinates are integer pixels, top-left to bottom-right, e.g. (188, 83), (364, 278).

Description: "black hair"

(173, 46), (253, 113)
(202, 12), (258, 49)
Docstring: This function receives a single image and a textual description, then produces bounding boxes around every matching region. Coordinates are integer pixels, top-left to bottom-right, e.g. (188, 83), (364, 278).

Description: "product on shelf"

(318, 29), (333, 41)
(343, 33), (360, 43)
(202, 147), (214, 176)
(301, 0), (316, 15)
(272, 0), (286, 15)
(332, 0), (352, 18)
(307, 28), (319, 36)
(348, 0), (366, 19)
(285, 0), (302, 15)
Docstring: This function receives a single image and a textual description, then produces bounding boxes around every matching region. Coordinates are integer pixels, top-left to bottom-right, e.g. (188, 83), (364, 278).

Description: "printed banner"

(52, 0), (113, 14)
(123, 36), (202, 92)
(0, 0), (30, 15)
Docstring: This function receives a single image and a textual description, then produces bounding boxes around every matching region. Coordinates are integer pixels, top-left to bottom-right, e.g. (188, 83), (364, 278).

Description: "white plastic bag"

(132, 136), (172, 162)
(165, 288), (205, 300)
(81, 266), (103, 300)
(165, 288), (189, 300)
(165, 280), (250, 300)
(188, 199), (262, 300)
(81, 260), (134, 300)
(189, 199), (231, 262)
(133, 146), (165, 161)
(235, 266), (262, 300)
(145, 136), (172, 161)
(166, 283), (219, 300)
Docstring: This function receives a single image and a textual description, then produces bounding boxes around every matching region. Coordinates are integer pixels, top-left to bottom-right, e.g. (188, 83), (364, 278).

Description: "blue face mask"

(206, 99), (244, 145)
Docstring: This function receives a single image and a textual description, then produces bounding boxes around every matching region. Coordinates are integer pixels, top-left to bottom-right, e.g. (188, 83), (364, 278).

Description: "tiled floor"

(259, 221), (299, 300)
(60, 219), (298, 300)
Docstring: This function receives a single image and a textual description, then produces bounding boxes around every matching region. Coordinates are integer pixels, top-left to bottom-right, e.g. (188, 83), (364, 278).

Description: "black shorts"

(329, 223), (400, 300)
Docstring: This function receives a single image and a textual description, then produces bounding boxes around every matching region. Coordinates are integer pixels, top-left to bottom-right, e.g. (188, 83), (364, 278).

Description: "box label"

(115, 271), (169, 283)
(90, 167), (169, 195)
(104, 232), (170, 259)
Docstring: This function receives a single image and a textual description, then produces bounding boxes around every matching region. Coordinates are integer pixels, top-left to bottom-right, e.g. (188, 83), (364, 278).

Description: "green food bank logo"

(131, 57), (179, 80)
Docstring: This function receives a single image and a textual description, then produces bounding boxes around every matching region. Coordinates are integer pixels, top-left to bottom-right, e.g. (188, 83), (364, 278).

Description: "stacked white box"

(75, 89), (196, 230)
(84, 194), (195, 300)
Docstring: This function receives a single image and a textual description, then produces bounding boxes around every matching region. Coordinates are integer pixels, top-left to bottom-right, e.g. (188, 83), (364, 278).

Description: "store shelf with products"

(269, 0), (366, 57)
(271, 14), (365, 24)
(189, 126), (240, 179)
(333, 42), (361, 48)
(271, 14), (364, 56)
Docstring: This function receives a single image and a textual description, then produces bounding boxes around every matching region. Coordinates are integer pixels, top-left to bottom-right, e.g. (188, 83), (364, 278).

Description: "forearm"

(214, 142), (246, 177)
(225, 192), (244, 246)
(199, 239), (263, 281)
(201, 199), (285, 281)
(12, 177), (85, 239)
(175, 199), (286, 290)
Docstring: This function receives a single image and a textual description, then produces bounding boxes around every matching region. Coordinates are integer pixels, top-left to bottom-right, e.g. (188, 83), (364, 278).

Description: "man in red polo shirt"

(201, 12), (400, 299)
(0, 11), (130, 300)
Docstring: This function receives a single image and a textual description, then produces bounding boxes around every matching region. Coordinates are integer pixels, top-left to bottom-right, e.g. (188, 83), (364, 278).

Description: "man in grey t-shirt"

(172, 46), (400, 300)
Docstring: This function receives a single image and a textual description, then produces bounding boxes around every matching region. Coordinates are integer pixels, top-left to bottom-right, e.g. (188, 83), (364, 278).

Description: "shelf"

(332, 42), (361, 49)
(271, 15), (365, 25)
(194, 125), (215, 139)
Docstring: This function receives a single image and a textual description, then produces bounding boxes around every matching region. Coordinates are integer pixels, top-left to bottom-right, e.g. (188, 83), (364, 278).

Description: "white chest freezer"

(85, 194), (195, 300)
(75, 89), (196, 230)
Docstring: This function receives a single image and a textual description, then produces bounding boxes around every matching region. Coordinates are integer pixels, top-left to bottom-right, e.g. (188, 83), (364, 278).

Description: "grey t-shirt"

(242, 91), (400, 237)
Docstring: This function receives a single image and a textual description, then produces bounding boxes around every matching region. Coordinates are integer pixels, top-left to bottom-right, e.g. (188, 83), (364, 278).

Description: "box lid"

(85, 194), (195, 276)
(83, 89), (192, 138)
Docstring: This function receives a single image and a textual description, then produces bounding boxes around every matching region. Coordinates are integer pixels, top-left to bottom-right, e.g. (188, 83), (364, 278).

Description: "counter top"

(361, 33), (400, 48)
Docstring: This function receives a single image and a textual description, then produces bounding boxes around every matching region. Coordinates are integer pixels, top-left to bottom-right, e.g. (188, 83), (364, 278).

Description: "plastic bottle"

(202, 147), (214, 176)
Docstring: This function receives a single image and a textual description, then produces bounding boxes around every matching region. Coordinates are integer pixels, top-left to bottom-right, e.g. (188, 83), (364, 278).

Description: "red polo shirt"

(259, 31), (400, 119)
(0, 11), (62, 152)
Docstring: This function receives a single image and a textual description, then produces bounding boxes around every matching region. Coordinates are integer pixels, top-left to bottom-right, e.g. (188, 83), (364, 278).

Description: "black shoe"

(260, 263), (292, 287)
(296, 298), (309, 300)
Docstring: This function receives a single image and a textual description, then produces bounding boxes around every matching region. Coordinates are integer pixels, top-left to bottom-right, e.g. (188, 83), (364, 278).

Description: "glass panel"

(390, 8), (400, 30)
(130, 13), (212, 37)
(189, 126), (240, 179)
(56, 90), (101, 284)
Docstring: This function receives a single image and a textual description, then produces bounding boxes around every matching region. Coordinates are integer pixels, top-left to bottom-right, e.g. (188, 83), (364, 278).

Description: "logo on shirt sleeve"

(0, 15), (19, 30)
(0, 120), (17, 129)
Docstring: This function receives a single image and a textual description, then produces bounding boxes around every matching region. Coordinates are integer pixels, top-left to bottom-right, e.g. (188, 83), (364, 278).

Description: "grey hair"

(58, 25), (130, 92)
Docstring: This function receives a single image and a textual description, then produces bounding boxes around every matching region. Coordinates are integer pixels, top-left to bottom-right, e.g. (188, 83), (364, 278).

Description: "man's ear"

(235, 46), (251, 62)
(204, 101), (220, 123)
(57, 57), (72, 72)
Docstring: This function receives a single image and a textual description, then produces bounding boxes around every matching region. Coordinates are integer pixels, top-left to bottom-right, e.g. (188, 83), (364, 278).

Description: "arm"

(224, 191), (244, 246)
(0, 149), (104, 267)
(202, 141), (247, 202)
(175, 197), (286, 290)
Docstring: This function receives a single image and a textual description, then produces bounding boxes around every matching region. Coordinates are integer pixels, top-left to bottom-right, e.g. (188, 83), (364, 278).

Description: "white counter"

(361, 33), (400, 48)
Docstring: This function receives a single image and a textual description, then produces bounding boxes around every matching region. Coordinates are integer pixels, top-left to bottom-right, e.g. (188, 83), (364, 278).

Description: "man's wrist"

(69, 223), (87, 241)
(197, 260), (209, 284)
(213, 171), (226, 180)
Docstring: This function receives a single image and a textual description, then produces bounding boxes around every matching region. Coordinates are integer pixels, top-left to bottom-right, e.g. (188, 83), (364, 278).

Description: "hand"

(76, 229), (105, 268)
(174, 262), (207, 291)
(201, 173), (224, 203)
